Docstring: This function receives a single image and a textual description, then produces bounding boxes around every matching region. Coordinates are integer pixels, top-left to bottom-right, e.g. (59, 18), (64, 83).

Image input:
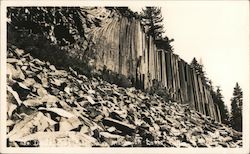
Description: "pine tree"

(230, 82), (243, 132)
(211, 87), (230, 125)
(141, 7), (164, 41)
(190, 57), (207, 86)
(191, 58), (202, 75)
(155, 36), (174, 52)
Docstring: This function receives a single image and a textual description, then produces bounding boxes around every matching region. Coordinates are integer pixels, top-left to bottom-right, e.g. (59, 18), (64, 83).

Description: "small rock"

(59, 116), (82, 131)
(22, 78), (36, 88)
(14, 48), (25, 57)
(7, 86), (22, 106)
(64, 86), (71, 95)
(36, 85), (48, 97)
(7, 64), (25, 81)
(122, 141), (133, 147)
(218, 142), (228, 147)
(102, 118), (136, 135)
(49, 65), (56, 71)
(83, 95), (96, 105)
(107, 127), (116, 133)
(38, 107), (75, 118)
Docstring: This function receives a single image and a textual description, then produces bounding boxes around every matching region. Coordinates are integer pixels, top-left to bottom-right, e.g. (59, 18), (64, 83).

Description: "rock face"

(7, 7), (220, 121)
(6, 45), (242, 147)
(85, 8), (221, 122)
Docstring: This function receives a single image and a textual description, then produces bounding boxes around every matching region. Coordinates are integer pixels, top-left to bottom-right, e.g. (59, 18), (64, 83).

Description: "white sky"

(130, 1), (249, 111)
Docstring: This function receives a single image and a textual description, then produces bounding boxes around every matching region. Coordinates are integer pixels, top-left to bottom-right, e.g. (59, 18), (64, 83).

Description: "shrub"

(148, 79), (170, 102)
(100, 66), (132, 88)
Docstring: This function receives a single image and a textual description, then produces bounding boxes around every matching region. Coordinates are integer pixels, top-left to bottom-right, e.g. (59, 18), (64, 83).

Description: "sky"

(130, 1), (249, 111)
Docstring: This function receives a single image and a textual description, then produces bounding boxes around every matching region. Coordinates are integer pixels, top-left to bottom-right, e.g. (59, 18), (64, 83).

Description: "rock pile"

(6, 45), (242, 147)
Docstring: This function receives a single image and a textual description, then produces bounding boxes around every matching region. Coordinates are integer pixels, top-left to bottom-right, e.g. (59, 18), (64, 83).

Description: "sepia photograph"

(0, 0), (249, 154)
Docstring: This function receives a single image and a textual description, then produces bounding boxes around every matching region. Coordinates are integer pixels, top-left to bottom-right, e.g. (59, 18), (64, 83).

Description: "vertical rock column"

(175, 55), (181, 102)
(191, 68), (200, 112)
(171, 54), (177, 100)
(197, 77), (206, 115)
(144, 35), (149, 88)
(156, 50), (160, 82)
(135, 21), (143, 89)
(203, 88), (211, 117)
(164, 52), (168, 88)
(215, 103), (221, 123)
(171, 55), (177, 100)
(147, 37), (153, 86)
(178, 60), (185, 102)
(166, 52), (173, 93)
(118, 17), (126, 75)
(158, 50), (163, 82)
(113, 19), (120, 73)
(161, 51), (167, 87)
(129, 19), (137, 79)
(186, 64), (195, 109)
(178, 60), (189, 103)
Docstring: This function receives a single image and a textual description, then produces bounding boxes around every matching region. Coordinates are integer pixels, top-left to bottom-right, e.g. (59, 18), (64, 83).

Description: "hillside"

(7, 45), (242, 147)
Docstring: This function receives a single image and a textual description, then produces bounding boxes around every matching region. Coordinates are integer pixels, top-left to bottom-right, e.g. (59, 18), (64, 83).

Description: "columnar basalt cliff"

(7, 7), (220, 122)
(84, 8), (221, 122)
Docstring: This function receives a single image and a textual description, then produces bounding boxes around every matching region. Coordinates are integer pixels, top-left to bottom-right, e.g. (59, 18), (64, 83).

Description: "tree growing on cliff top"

(155, 36), (174, 52)
(230, 82), (243, 132)
(141, 7), (164, 41)
(190, 57), (208, 86)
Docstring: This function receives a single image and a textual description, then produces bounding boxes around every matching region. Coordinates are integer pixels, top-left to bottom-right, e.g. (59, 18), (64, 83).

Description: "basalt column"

(178, 60), (186, 103)
(161, 51), (167, 87)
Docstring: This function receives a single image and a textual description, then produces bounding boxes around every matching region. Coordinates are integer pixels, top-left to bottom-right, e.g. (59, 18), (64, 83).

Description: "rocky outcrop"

(83, 8), (221, 122)
(7, 7), (220, 132)
(6, 45), (242, 147)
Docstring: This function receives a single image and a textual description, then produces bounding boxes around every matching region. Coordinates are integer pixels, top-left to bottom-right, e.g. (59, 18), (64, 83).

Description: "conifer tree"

(190, 57), (207, 85)
(230, 82), (243, 131)
(141, 7), (164, 41)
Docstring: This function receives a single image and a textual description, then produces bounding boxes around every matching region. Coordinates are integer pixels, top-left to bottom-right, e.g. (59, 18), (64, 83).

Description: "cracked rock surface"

(6, 45), (242, 147)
